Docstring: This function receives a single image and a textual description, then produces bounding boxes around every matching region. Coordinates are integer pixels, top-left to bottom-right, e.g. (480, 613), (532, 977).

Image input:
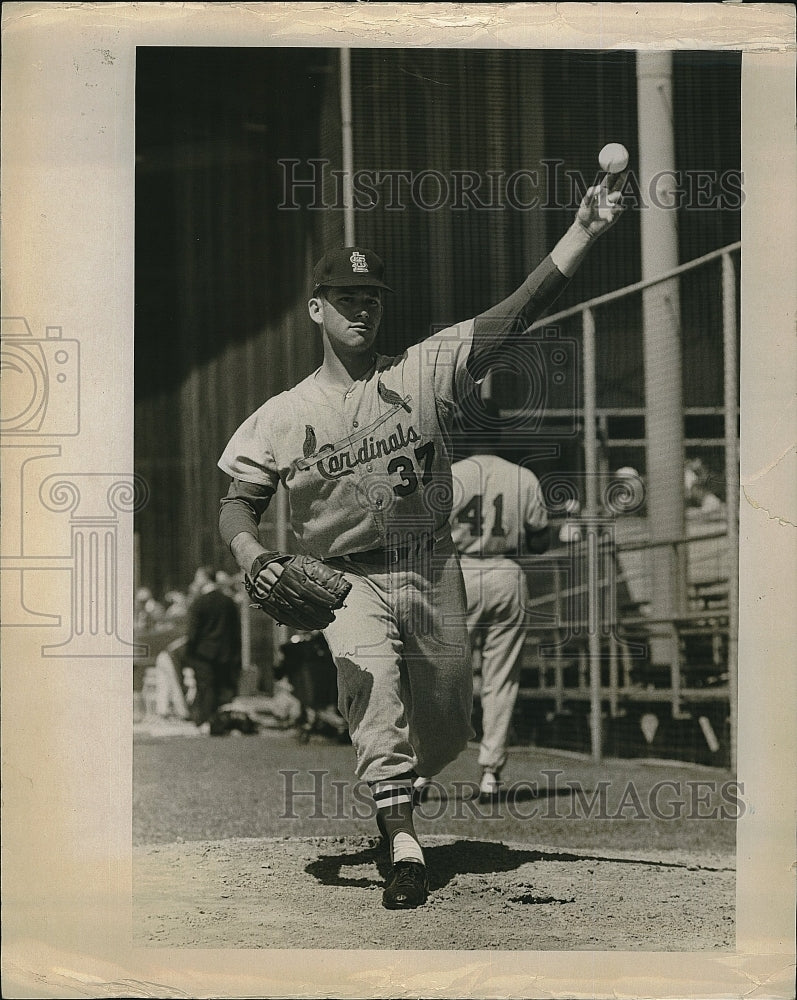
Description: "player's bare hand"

(250, 561), (284, 599)
(576, 173), (626, 238)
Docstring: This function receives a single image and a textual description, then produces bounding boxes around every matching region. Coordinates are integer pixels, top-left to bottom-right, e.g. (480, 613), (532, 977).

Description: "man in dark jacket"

(185, 567), (241, 731)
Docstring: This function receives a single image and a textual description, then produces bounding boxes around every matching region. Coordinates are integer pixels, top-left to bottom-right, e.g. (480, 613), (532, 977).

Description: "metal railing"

(502, 243), (740, 764)
(516, 528), (730, 720)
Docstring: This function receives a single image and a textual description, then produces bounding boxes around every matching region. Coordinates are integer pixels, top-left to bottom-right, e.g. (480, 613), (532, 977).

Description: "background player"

(217, 177), (625, 910)
(451, 432), (550, 802)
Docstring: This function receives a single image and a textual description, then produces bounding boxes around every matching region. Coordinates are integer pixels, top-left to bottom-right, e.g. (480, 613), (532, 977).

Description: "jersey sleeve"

(418, 320), (481, 410)
(468, 255), (571, 376)
(218, 405), (280, 489)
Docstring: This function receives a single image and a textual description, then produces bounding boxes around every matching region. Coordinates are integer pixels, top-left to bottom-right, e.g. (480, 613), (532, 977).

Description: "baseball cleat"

(478, 769), (501, 803)
(382, 861), (429, 910)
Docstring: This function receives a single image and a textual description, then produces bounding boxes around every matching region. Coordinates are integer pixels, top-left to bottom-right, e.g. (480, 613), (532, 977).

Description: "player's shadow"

(424, 841), (579, 891)
(305, 837), (390, 889)
(306, 838), (588, 893)
(304, 834), (716, 895)
(505, 784), (577, 804)
(418, 783), (578, 806)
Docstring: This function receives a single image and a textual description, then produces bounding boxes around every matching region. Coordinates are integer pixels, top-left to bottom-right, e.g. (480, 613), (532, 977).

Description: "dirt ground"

(133, 834), (734, 951)
(134, 725), (736, 952)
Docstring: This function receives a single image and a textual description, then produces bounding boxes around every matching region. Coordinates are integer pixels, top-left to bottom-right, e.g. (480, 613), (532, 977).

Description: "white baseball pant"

(324, 533), (474, 784)
(459, 555), (528, 773)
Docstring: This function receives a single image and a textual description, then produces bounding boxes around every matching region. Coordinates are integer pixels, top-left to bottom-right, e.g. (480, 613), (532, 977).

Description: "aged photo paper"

(2, 3), (795, 998)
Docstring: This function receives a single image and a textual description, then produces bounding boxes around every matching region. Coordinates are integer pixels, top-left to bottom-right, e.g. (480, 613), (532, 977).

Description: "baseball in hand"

(598, 142), (629, 174)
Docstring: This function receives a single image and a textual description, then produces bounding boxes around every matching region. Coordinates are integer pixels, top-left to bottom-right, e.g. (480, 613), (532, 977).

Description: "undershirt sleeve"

(218, 478), (276, 549)
(468, 254), (570, 375)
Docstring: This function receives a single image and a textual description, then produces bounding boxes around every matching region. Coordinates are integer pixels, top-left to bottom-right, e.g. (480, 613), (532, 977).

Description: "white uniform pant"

(154, 650), (190, 719)
(459, 555), (528, 773)
(324, 534), (474, 784)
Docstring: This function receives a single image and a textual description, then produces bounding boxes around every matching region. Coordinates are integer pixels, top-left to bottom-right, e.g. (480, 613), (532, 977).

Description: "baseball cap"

(311, 246), (393, 293)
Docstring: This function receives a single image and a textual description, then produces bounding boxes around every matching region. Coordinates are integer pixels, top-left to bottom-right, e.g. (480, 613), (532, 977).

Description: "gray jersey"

(450, 454), (547, 557)
(219, 323), (479, 558)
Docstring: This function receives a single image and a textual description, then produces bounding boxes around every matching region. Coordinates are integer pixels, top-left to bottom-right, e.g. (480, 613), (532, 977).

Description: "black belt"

(342, 529), (446, 566)
(459, 551), (519, 559)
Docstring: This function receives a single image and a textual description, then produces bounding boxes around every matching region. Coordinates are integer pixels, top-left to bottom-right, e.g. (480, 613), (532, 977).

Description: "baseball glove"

(244, 551), (352, 631)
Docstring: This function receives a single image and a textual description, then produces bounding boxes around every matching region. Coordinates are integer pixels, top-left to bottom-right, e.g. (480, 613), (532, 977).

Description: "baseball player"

(217, 179), (624, 909)
(450, 449), (550, 801)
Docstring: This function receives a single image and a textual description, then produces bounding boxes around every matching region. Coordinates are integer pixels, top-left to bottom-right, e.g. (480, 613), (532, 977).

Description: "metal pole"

(669, 543), (682, 717)
(608, 634), (619, 717)
(636, 51), (686, 667)
(272, 485), (290, 669)
(340, 48), (355, 246)
(583, 307), (599, 521)
(553, 562), (564, 714)
(583, 306), (602, 761)
(239, 588), (253, 695)
(722, 251), (740, 771)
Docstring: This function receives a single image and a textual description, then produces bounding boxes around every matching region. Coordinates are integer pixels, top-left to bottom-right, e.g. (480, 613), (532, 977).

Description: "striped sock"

(371, 776), (424, 866)
(371, 778), (414, 815)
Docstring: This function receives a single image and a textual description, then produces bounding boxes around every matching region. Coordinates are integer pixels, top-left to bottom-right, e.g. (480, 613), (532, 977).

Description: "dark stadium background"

(134, 47), (740, 598)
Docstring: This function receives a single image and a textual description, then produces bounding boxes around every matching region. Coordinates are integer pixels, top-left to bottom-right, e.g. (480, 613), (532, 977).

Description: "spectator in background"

(185, 567), (242, 733)
(214, 570), (239, 600)
(188, 565), (215, 604)
(135, 586), (167, 631)
(558, 498), (583, 544)
(611, 465), (647, 519)
(684, 458), (724, 518)
(153, 635), (191, 720)
(558, 467), (646, 543)
(163, 589), (189, 623)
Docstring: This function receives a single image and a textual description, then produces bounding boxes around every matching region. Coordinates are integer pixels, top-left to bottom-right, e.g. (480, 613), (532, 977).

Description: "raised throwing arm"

(469, 174), (626, 370)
